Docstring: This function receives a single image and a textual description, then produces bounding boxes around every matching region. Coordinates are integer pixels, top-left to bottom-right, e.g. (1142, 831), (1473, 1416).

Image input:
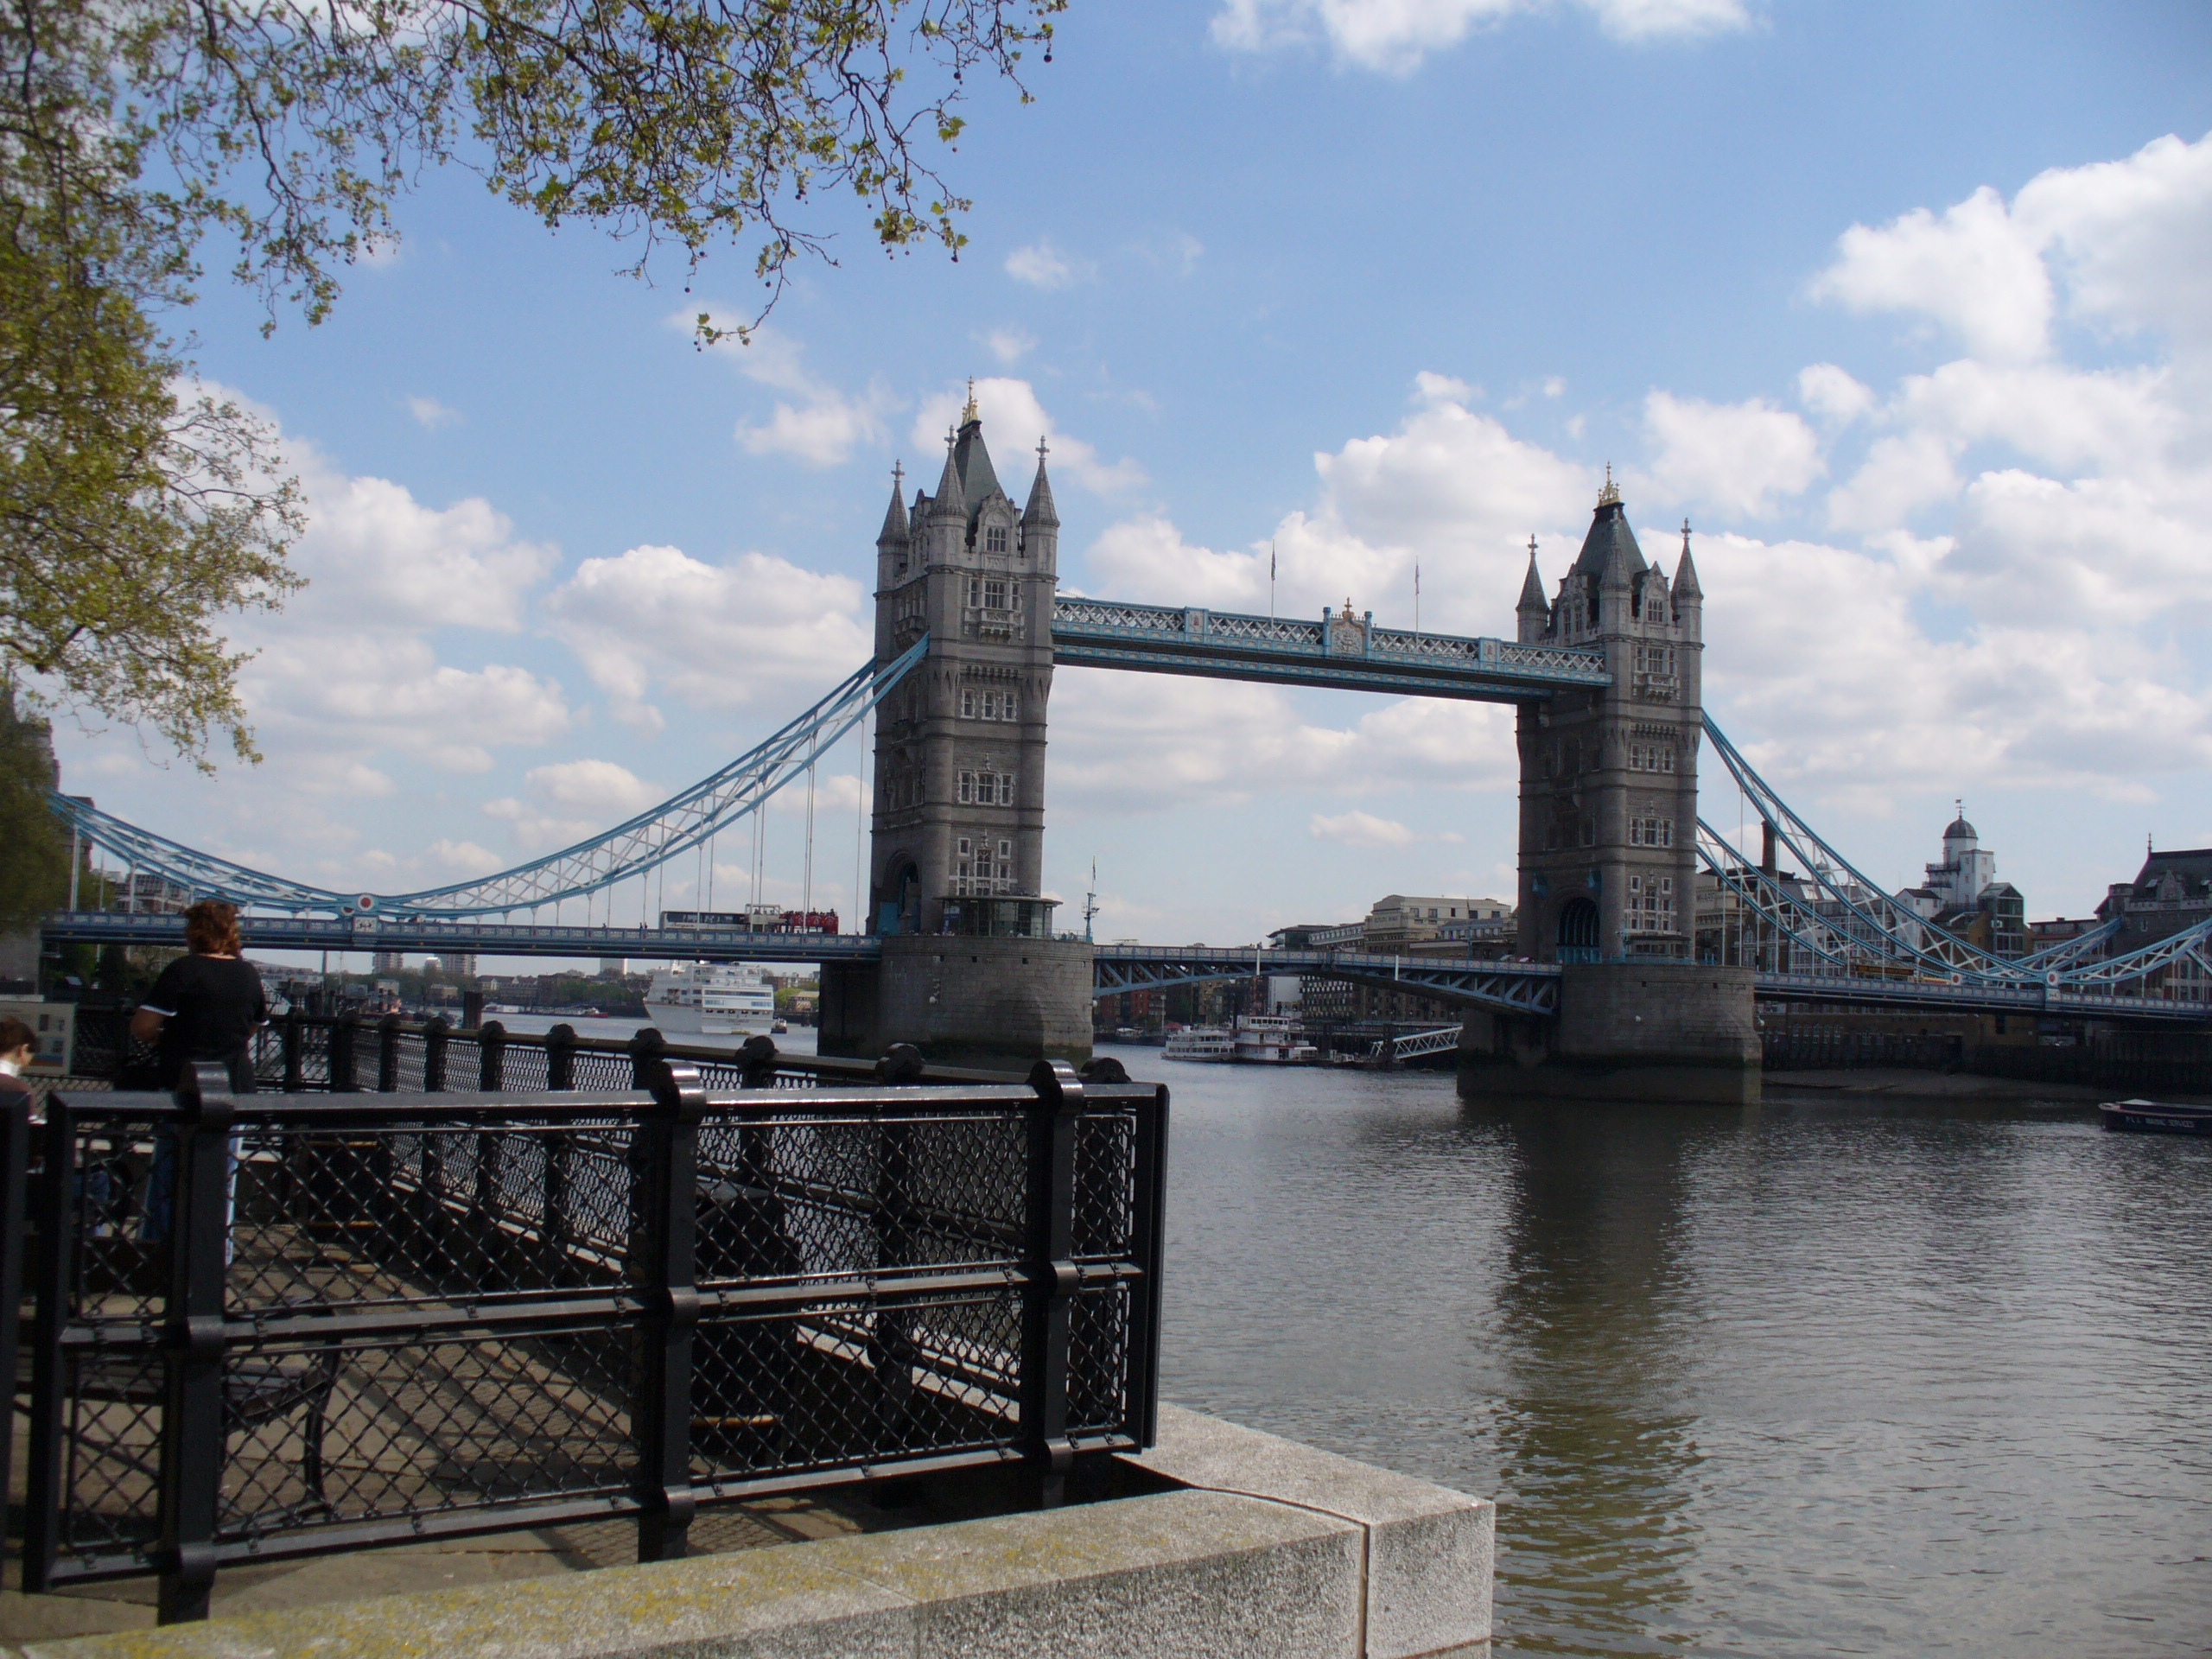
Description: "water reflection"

(1126, 1048), (2212, 1658)
(1483, 1103), (1710, 1655)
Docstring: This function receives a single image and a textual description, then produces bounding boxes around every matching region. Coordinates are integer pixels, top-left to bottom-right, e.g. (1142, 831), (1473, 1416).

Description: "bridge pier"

(818, 937), (1094, 1068)
(1458, 963), (1759, 1103)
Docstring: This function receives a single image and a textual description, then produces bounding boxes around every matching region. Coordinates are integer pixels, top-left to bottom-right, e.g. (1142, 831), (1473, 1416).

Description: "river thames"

(1099, 1044), (2212, 1658)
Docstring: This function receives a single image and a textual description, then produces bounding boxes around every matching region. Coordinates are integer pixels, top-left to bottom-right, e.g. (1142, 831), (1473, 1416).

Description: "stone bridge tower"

(1515, 473), (1703, 964)
(1460, 474), (1758, 1103)
(819, 391), (1094, 1066)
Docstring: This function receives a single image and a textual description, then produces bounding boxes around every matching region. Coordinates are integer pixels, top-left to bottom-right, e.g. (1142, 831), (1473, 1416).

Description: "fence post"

(0, 1095), (32, 1584)
(1020, 1060), (1083, 1510)
(282, 1007), (304, 1093)
(378, 1015), (403, 1091)
(156, 1062), (238, 1624)
(423, 1015), (449, 1092)
(633, 1060), (705, 1564)
(478, 1020), (506, 1092)
(329, 1013), (358, 1094)
(627, 1026), (666, 1090)
(545, 1023), (576, 1091)
(21, 1100), (75, 1593)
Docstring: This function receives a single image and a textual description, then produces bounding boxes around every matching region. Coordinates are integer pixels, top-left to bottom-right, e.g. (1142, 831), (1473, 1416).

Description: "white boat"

(1164, 1016), (1319, 1065)
(1163, 1026), (1236, 1062)
(643, 962), (777, 1036)
(1232, 1014), (1320, 1065)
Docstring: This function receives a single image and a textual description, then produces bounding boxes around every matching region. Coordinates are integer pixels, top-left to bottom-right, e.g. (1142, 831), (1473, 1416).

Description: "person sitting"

(130, 899), (267, 1093)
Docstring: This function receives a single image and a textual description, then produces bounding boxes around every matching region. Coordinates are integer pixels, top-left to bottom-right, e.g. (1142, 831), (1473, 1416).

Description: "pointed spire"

(930, 425), (965, 521)
(876, 461), (910, 549)
(1516, 535), (1547, 613)
(1672, 517), (1702, 600)
(1023, 435), (1059, 527)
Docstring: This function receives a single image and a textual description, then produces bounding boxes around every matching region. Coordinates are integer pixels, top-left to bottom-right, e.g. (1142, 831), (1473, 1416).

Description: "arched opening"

(1556, 897), (1599, 962)
(878, 861), (920, 934)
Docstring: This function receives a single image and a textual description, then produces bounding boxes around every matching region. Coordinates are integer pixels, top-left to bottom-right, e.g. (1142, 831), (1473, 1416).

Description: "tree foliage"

(0, 685), (68, 930)
(1, 0), (1060, 762)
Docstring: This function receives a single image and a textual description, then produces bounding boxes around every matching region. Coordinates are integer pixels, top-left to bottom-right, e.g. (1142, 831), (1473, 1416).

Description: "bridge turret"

(874, 465), (911, 594)
(1516, 540), (1549, 643)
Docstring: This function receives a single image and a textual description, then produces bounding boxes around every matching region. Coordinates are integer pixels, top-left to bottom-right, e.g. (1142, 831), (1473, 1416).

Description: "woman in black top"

(131, 899), (266, 1092)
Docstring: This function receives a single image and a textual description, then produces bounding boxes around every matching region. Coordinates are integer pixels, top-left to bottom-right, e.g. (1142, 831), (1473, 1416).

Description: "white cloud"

(1309, 810), (1416, 847)
(1211, 0), (1750, 73)
(484, 760), (664, 849)
(1005, 240), (1090, 289)
(1636, 391), (1823, 518)
(543, 543), (868, 728)
(982, 326), (1036, 365)
(693, 321), (893, 467)
(1796, 363), (1876, 424)
(1811, 185), (2054, 361)
(406, 396), (461, 430)
(908, 377), (1146, 497)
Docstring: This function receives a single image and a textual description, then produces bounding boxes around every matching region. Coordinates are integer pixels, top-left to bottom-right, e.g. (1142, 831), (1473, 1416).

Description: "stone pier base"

(818, 935), (1094, 1070)
(1459, 962), (1759, 1104)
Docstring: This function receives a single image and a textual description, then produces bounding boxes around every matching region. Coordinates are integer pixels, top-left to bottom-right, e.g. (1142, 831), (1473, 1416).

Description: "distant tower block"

(820, 395), (1092, 1067)
(1462, 480), (1757, 1103)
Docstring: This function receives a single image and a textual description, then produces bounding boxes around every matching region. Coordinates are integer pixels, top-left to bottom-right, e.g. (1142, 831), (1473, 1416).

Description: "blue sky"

(54, 0), (2212, 949)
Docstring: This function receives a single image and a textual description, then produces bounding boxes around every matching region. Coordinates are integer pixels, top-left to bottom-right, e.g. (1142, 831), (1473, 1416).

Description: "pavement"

(0, 1487), (956, 1651)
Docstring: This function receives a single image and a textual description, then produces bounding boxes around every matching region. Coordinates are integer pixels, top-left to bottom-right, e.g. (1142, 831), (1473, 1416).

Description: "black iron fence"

(4, 1057), (1167, 1623)
(61, 1007), (1017, 1096)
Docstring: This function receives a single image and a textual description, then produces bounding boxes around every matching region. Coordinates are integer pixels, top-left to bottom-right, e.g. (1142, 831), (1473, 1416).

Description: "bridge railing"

(6, 1058), (1167, 1618)
(60, 1008), (1024, 1097)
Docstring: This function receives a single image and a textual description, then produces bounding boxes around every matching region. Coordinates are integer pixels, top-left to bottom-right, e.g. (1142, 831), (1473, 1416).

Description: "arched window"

(1557, 897), (1599, 957)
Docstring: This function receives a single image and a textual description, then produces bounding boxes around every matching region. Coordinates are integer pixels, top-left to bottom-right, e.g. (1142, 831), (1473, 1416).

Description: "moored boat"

(1163, 1026), (1236, 1062)
(644, 962), (777, 1036)
(2098, 1098), (2212, 1135)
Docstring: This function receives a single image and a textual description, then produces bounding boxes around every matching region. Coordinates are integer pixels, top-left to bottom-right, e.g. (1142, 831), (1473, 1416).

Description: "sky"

(50, 0), (2212, 952)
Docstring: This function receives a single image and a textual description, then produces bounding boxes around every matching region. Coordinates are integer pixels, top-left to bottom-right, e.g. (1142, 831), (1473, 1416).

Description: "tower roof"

(1673, 519), (1702, 600)
(876, 465), (910, 549)
(1944, 816), (1978, 842)
(951, 402), (1002, 523)
(1571, 469), (1645, 582)
(928, 427), (964, 521)
(1023, 437), (1059, 528)
(1516, 540), (1548, 613)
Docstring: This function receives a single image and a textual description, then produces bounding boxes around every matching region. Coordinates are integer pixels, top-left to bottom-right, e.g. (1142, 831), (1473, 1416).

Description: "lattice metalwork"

(18, 1071), (1166, 1605)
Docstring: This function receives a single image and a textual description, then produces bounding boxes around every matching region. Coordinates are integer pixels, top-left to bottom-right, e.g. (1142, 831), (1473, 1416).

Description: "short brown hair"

(183, 899), (242, 957)
(0, 1016), (33, 1057)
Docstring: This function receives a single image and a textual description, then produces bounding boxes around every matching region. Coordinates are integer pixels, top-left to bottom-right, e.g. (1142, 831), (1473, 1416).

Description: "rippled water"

(1104, 1046), (2212, 1657)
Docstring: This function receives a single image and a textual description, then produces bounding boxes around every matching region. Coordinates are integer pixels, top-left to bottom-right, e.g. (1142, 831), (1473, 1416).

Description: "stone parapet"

(25, 1409), (1491, 1659)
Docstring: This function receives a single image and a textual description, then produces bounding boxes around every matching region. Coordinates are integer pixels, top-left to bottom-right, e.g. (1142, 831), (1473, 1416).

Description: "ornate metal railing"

(4, 1059), (1166, 1621)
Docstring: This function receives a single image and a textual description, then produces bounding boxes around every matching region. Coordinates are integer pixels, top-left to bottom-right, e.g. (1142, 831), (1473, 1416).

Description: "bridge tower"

(1462, 475), (1758, 1102)
(818, 392), (1094, 1066)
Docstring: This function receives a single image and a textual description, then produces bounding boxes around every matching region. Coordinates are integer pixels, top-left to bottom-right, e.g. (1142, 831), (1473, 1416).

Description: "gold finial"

(962, 377), (979, 424)
(1597, 463), (1620, 508)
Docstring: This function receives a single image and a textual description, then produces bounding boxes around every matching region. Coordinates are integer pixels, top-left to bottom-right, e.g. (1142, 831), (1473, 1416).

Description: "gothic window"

(987, 524), (1008, 554)
(957, 770), (1016, 805)
(960, 689), (976, 719)
(1627, 873), (1677, 930)
(984, 577), (1010, 610)
(958, 689), (1021, 721)
(1630, 818), (1675, 848)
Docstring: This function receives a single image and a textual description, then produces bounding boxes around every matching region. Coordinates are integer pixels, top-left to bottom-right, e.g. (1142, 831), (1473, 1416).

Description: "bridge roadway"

(38, 912), (2212, 1023)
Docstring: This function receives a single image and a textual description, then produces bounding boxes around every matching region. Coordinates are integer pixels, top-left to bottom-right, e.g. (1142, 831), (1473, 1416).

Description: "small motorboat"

(2098, 1098), (2212, 1135)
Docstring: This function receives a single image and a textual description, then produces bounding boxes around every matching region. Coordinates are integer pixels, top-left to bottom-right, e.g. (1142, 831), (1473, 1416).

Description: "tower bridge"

(41, 403), (2212, 1098)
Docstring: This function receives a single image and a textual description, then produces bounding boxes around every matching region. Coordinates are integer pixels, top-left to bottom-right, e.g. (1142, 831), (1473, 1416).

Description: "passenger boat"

(1232, 1015), (1321, 1065)
(1163, 1026), (1236, 1062)
(643, 962), (777, 1036)
(2098, 1098), (2212, 1135)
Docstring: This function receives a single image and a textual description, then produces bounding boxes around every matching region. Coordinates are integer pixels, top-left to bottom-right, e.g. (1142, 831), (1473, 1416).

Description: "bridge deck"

(1051, 598), (1611, 701)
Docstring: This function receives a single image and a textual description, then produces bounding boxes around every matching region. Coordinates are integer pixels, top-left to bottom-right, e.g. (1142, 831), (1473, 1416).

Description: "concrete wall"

(1460, 963), (1758, 1103)
(27, 1407), (1492, 1659)
(818, 936), (1094, 1068)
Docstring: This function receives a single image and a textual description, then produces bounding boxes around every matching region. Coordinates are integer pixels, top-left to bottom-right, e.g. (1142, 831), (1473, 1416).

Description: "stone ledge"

(1124, 1404), (1494, 1659)
(22, 1488), (1361, 1659)
(22, 1410), (1495, 1659)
